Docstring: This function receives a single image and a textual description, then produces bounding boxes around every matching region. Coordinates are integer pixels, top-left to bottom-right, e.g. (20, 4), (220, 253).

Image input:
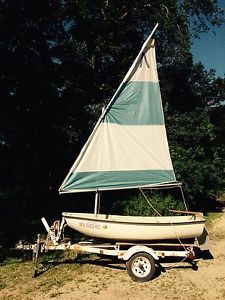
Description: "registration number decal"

(78, 221), (107, 230)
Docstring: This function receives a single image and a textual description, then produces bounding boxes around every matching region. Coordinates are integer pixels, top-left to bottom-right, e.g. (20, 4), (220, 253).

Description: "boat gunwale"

(62, 213), (205, 226)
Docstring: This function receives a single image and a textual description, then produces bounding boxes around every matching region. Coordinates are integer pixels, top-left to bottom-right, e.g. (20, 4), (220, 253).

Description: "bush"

(112, 191), (185, 216)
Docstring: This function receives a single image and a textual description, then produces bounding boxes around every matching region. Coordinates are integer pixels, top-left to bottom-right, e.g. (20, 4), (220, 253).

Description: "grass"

(205, 211), (223, 228)
(0, 247), (107, 299)
(0, 250), (83, 298)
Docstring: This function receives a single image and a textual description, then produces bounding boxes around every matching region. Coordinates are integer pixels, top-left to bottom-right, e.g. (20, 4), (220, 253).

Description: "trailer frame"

(16, 217), (205, 282)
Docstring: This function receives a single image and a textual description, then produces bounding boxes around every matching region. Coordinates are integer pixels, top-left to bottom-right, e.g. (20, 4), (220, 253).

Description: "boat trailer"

(16, 217), (207, 282)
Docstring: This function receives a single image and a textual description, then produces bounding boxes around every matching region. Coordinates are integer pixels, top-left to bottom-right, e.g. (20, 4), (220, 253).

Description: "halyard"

(0, 212), (225, 300)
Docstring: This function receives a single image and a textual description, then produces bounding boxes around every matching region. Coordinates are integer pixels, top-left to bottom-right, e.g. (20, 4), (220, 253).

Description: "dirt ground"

(1, 212), (225, 300)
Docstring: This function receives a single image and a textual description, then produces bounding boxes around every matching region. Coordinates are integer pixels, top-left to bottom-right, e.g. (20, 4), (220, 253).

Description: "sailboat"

(59, 24), (205, 242)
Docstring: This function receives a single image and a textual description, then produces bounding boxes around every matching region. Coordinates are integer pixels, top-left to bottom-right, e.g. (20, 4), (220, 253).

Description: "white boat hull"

(62, 212), (205, 241)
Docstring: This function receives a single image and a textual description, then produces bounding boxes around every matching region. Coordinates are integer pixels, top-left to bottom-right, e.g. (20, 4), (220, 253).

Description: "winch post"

(41, 217), (58, 245)
(41, 217), (66, 245)
(56, 217), (66, 241)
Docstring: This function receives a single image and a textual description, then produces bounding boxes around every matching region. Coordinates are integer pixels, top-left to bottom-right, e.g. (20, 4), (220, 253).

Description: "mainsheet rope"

(139, 188), (187, 251)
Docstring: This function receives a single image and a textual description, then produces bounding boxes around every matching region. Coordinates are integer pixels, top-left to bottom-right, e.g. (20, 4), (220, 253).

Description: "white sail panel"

(74, 123), (173, 172)
(123, 39), (159, 83)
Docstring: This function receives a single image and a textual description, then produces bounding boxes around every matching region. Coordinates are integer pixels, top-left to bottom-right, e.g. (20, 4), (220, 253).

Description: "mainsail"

(59, 27), (177, 193)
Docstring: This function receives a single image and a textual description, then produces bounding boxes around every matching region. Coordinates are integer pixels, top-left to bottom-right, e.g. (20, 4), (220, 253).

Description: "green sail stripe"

(62, 170), (176, 192)
(103, 81), (164, 125)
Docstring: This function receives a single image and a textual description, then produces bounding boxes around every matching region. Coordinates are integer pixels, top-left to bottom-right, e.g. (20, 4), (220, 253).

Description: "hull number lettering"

(78, 221), (107, 230)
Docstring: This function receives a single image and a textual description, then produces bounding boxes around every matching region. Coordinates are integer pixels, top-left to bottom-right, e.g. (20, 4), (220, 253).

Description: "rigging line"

(143, 184), (188, 212)
(180, 186), (188, 211)
(139, 188), (162, 217)
(139, 188), (187, 251)
(170, 227), (187, 251)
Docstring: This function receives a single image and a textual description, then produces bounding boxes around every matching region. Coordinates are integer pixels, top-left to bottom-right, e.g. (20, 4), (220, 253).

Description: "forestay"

(59, 32), (177, 193)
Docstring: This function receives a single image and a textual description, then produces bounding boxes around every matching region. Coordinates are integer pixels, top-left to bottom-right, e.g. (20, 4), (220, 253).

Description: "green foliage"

(112, 191), (185, 216)
(1, 0), (224, 198)
(165, 81), (225, 210)
(0, 0), (225, 245)
(159, 52), (225, 211)
(205, 212), (223, 228)
(161, 59), (225, 111)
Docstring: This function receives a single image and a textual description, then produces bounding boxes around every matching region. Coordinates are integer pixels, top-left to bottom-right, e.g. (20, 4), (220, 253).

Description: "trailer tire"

(126, 252), (156, 282)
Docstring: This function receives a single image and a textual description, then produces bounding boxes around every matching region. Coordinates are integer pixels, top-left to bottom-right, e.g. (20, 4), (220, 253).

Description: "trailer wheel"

(126, 252), (156, 282)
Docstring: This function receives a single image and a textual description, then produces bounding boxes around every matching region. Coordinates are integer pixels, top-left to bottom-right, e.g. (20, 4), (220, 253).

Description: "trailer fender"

(119, 245), (159, 261)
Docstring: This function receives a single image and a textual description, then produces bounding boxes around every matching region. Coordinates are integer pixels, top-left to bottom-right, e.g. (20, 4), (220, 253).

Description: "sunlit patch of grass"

(205, 212), (223, 228)
(0, 250), (86, 298)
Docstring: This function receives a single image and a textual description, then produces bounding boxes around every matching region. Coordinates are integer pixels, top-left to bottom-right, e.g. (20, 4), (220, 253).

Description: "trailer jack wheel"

(126, 252), (156, 282)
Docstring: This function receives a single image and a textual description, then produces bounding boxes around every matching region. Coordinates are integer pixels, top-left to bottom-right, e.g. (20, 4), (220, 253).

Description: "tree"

(0, 1), (224, 244)
(162, 59), (225, 210)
